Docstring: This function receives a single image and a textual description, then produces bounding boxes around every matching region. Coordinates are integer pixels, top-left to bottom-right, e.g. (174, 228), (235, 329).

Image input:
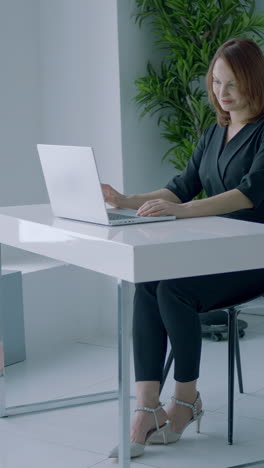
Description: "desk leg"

(118, 279), (130, 468)
(0, 244), (6, 417)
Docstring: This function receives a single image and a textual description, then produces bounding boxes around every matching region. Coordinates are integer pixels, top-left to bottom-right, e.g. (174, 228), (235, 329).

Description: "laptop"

(37, 144), (176, 226)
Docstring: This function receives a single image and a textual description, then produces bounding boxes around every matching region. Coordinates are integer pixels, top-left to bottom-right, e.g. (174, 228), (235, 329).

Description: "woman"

(105, 38), (264, 458)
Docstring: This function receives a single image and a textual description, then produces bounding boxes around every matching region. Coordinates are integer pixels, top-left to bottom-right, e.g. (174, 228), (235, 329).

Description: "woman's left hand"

(137, 199), (179, 217)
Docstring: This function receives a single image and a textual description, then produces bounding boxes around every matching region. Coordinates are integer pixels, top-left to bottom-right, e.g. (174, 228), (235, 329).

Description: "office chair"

(160, 297), (260, 445)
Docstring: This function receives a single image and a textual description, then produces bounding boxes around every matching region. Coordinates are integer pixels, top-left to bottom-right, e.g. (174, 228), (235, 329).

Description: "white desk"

(1, 204), (264, 467)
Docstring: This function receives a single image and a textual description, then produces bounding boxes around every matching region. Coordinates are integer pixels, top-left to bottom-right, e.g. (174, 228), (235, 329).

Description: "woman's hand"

(101, 184), (125, 208)
(137, 199), (179, 217)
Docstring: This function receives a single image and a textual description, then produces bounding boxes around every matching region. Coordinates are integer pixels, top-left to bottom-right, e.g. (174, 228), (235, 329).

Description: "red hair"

(206, 38), (264, 126)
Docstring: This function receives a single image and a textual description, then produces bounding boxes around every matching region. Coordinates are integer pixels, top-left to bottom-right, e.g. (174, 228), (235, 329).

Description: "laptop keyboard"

(108, 213), (136, 221)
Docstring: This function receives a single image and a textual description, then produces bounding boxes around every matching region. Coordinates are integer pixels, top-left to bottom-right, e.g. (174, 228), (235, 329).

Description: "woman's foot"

(130, 405), (168, 444)
(109, 403), (169, 458)
(165, 392), (203, 433)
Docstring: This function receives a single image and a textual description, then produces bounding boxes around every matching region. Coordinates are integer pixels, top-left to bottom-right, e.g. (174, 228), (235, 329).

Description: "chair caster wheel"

(211, 333), (223, 342)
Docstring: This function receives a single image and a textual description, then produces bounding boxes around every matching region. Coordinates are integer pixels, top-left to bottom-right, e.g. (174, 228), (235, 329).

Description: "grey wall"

(39, 0), (124, 192)
(0, 0), (48, 206)
(117, 0), (174, 195)
(255, 0), (264, 12)
(0, 0), (125, 207)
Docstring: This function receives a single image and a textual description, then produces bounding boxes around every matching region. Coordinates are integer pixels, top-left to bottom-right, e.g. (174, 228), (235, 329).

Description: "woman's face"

(212, 58), (249, 116)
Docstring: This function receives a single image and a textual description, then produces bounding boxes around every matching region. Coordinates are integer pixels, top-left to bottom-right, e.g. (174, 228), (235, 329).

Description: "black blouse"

(165, 116), (264, 223)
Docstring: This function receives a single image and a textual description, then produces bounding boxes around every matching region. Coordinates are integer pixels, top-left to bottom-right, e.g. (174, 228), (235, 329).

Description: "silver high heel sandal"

(148, 391), (204, 445)
(108, 402), (169, 459)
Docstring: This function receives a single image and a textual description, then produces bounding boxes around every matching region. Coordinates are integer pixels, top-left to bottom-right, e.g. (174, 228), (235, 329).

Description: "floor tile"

(215, 388), (264, 421)
(2, 312), (264, 468)
(91, 460), (155, 467)
(0, 426), (105, 468)
(0, 400), (119, 455)
(128, 412), (264, 468)
(239, 298), (264, 317)
(5, 343), (117, 406)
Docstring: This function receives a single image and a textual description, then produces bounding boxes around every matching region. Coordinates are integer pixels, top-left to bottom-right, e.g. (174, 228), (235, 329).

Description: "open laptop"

(37, 144), (176, 226)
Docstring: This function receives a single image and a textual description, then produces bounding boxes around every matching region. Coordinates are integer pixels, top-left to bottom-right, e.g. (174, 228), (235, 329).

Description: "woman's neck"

(229, 109), (251, 128)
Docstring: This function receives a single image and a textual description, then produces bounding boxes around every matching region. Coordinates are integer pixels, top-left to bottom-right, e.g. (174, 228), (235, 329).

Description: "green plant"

(134, 0), (264, 197)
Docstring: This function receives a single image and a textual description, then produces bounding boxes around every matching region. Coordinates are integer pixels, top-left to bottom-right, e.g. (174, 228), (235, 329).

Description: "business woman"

(104, 37), (264, 458)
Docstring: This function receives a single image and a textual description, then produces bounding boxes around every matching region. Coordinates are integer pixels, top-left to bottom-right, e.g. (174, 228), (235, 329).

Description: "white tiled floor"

(2, 312), (264, 468)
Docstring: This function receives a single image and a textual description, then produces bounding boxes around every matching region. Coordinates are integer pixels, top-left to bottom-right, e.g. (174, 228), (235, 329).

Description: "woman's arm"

(102, 127), (210, 212)
(102, 184), (182, 209)
(137, 188), (253, 218)
(180, 188), (253, 217)
(126, 188), (182, 209)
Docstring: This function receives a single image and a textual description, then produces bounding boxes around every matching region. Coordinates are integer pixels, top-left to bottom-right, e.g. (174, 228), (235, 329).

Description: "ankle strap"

(135, 402), (164, 430)
(171, 391), (201, 420)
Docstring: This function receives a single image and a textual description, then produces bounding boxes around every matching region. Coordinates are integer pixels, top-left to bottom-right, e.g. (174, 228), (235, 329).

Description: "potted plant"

(134, 0), (264, 197)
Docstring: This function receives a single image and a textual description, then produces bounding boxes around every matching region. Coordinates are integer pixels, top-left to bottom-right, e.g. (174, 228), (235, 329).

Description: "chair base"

(201, 318), (248, 342)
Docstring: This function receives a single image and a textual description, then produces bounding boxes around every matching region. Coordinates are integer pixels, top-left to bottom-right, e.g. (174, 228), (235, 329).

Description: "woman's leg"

(131, 268), (264, 441)
(132, 281), (169, 443)
(132, 276), (207, 441)
(157, 279), (202, 383)
(156, 279), (203, 431)
(156, 268), (264, 431)
(131, 381), (168, 444)
(133, 281), (168, 382)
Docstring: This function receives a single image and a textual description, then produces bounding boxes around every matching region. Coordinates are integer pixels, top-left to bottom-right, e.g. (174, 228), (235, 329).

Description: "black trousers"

(133, 268), (264, 383)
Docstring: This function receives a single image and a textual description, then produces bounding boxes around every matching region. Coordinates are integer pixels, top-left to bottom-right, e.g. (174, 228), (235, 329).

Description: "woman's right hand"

(101, 183), (125, 208)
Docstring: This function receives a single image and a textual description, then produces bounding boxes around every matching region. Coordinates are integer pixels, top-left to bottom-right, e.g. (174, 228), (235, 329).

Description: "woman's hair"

(206, 38), (264, 126)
